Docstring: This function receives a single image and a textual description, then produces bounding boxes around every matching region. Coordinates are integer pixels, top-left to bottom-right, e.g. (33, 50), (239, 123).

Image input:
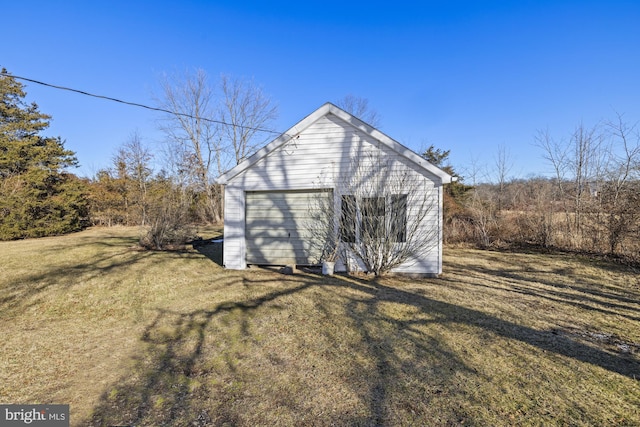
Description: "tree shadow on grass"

(85, 275), (318, 426)
(362, 277), (639, 378)
(444, 252), (640, 323)
(0, 248), (156, 316)
(472, 250), (640, 310)
(84, 267), (640, 426)
(0, 229), (218, 317)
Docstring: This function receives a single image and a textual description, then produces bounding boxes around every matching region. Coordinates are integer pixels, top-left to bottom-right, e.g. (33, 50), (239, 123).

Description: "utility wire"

(0, 72), (283, 136)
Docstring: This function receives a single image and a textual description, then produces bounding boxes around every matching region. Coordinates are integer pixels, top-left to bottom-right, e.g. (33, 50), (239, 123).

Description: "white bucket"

(322, 261), (335, 275)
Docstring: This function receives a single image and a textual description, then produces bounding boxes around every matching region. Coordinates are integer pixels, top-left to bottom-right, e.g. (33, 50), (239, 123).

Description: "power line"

(0, 72), (283, 135)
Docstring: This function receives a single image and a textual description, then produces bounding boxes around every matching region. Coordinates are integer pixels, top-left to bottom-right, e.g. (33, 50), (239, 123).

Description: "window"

(340, 194), (407, 243)
(389, 194), (407, 242)
(340, 195), (356, 243)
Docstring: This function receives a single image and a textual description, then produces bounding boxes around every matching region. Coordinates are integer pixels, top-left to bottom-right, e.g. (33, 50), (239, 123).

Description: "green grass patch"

(1, 227), (638, 426)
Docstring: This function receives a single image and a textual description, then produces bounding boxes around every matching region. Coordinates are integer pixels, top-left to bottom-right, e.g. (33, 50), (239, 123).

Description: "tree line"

(440, 118), (640, 263)
(2, 67), (638, 263)
(1, 68), (278, 246)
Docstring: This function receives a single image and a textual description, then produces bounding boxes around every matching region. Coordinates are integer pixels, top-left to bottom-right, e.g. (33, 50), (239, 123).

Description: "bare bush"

(139, 186), (196, 250)
(310, 151), (440, 276)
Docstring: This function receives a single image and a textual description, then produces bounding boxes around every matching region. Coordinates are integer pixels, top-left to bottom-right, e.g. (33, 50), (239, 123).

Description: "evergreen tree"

(422, 144), (473, 200)
(421, 145), (474, 243)
(0, 68), (88, 239)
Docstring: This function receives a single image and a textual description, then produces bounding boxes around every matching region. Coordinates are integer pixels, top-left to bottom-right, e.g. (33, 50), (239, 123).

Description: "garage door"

(245, 190), (332, 265)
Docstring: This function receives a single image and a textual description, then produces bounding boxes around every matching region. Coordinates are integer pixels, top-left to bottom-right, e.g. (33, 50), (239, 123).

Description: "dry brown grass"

(1, 227), (639, 426)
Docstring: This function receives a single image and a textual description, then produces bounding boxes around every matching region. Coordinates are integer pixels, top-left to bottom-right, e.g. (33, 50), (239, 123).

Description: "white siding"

(222, 112), (445, 274)
(222, 186), (245, 269)
(390, 185), (443, 275)
(231, 115), (442, 191)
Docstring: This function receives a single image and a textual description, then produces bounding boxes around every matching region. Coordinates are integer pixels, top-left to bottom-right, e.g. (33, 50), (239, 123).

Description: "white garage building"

(215, 103), (452, 275)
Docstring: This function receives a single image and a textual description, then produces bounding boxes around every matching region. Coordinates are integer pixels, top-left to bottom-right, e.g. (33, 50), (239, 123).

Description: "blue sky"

(3, 0), (639, 180)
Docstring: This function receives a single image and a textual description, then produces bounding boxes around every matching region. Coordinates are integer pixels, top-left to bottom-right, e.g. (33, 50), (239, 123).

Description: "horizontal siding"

(246, 228), (318, 239)
(234, 115), (440, 191)
(246, 240), (320, 252)
(223, 186), (246, 269)
(245, 252), (319, 265)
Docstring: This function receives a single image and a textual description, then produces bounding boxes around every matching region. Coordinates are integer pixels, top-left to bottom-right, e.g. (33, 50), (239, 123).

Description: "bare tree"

(113, 131), (153, 225)
(156, 69), (222, 222)
(493, 145), (514, 211)
(535, 128), (570, 218)
(156, 70), (279, 223)
(535, 124), (603, 246)
(310, 151), (438, 276)
(457, 156), (497, 247)
(218, 74), (278, 166)
(335, 95), (382, 128)
(465, 184), (498, 248)
(533, 117), (640, 256)
(599, 113), (640, 254)
(570, 123), (604, 237)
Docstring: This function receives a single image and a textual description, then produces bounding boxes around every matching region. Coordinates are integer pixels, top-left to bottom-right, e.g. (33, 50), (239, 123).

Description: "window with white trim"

(340, 194), (407, 243)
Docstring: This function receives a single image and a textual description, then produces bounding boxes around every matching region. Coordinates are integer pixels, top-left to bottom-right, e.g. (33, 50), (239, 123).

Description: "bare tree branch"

(218, 74), (278, 167)
(335, 95), (382, 128)
(310, 151), (438, 276)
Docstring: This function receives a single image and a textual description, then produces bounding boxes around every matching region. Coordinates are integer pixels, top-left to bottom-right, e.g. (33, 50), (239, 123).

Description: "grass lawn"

(1, 227), (639, 426)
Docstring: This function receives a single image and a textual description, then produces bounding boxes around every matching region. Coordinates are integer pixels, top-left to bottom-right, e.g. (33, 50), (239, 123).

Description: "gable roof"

(215, 102), (453, 185)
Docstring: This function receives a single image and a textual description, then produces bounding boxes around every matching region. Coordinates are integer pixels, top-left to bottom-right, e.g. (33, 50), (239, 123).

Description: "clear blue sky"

(3, 0), (639, 181)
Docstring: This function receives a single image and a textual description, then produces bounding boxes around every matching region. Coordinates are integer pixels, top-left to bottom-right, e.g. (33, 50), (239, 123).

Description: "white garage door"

(245, 190), (332, 265)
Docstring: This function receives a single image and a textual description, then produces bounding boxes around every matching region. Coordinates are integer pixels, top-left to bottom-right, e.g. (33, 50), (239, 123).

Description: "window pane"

(362, 197), (385, 239)
(340, 195), (356, 243)
(390, 194), (407, 242)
